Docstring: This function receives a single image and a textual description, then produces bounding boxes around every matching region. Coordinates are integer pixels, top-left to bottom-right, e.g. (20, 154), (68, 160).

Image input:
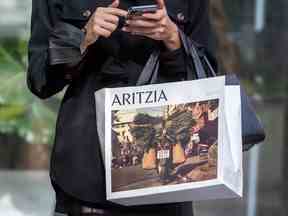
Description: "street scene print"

(111, 99), (219, 192)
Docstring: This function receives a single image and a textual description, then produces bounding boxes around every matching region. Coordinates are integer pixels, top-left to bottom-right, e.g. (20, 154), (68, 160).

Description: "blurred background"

(0, 0), (287, 215)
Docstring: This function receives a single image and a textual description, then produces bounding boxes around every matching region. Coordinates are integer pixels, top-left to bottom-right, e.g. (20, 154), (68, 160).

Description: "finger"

(109, 0), (119, 8)
(125, 15), (151, 22)
(155, 0), (165, 9)
(96, 19), (117, 32)
(101, 13), (119, 25)
(126, 19), (159, 28)
(141, 9), (165, 21)
(94, 25), (112, 38)
(103, 7), (128, 17)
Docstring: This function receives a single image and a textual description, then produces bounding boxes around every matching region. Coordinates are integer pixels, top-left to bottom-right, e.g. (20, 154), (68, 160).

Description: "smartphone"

(127, 5), (159, 18)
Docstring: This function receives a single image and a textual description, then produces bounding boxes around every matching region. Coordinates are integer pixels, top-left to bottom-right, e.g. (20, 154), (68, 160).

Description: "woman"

(27, 0), (214, 215)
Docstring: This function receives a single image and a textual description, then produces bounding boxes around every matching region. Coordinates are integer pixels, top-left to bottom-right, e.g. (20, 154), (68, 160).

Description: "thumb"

(156, 0), (165, 9)
(109, 0), (119, 8)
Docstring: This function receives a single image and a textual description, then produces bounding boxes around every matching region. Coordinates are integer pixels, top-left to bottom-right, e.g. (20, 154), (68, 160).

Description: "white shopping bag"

(95, 76), (242, 206)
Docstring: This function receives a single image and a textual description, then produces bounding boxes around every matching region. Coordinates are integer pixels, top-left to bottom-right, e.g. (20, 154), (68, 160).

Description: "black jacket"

(27, 0), (213, 214)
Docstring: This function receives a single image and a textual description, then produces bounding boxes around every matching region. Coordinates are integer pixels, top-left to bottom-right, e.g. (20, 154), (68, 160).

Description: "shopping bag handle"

(136, 29), (216, 86)
(136, 50), (160, 86)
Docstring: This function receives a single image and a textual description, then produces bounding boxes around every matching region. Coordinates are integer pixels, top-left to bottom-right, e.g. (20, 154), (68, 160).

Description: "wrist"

(164, 23), (181, 51)
(80, 38), (89, 54)
(80, 27), (99, 54)
(80, 27), (89, 54)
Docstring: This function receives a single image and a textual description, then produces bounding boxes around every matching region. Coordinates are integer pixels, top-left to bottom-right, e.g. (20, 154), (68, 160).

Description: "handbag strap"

(178, 30), (207, 79)
(203, 55), (217, 77)
(136, 50), (160, 86)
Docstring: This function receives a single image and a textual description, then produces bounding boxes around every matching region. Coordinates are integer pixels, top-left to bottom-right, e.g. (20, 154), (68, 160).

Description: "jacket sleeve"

(159, 0), (217, 78)
(27, 0), (86, 99)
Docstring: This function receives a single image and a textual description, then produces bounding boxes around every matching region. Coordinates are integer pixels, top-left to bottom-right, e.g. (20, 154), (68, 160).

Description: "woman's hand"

(122, 0), (181, 51)
(80, 0), (127, 53)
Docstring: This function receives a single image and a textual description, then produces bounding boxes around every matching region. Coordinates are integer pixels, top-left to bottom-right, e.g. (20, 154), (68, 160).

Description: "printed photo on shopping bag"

(111, 99), (219, 192)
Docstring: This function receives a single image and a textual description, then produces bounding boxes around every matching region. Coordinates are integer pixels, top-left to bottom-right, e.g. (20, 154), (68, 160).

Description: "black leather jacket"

(27, 0), (214, 214)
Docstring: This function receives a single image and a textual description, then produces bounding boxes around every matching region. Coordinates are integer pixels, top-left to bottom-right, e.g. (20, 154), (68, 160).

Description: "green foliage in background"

(0, 38), (60, 145)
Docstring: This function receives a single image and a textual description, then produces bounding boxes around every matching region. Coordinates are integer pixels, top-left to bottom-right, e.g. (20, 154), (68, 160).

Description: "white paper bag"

(95, 76), (242, 206)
